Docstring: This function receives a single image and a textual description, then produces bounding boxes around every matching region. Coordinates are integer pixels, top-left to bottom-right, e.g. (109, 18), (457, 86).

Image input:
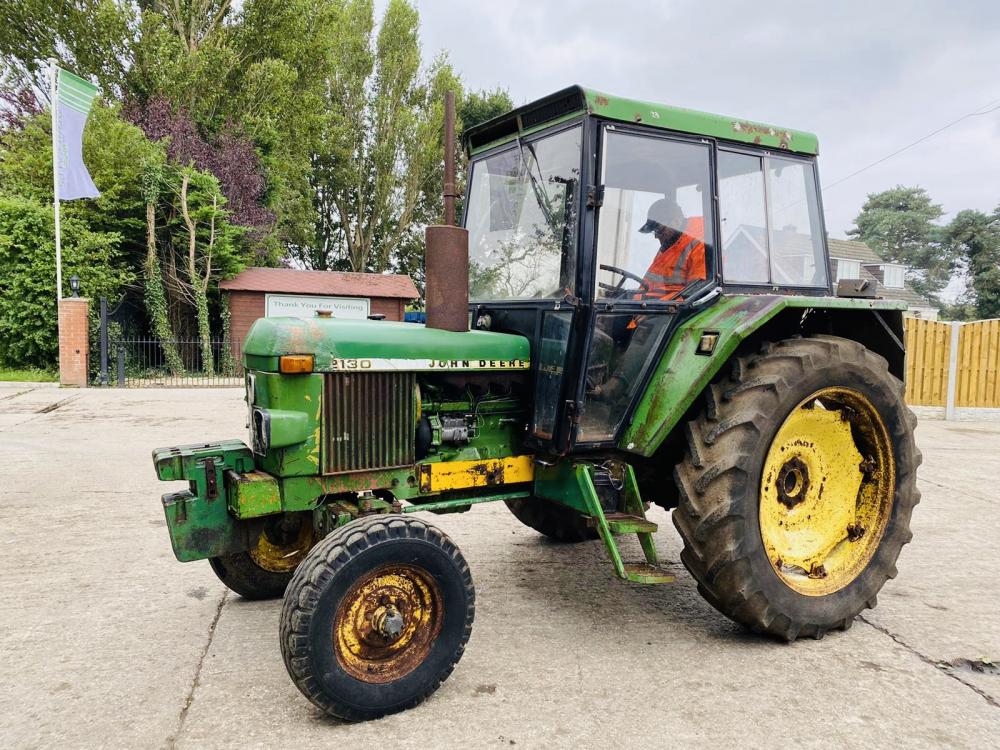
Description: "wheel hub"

(334, 564), (443, 683)
(775, 456), (810, 508)
(248, 515), (314, 573)
(759, 387), (895, 596)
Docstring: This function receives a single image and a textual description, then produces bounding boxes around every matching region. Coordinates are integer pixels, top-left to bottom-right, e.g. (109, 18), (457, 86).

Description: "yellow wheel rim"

(334, 564), (443, 684)
(248, 516), (314, 573)
(759, 387), (895, 596)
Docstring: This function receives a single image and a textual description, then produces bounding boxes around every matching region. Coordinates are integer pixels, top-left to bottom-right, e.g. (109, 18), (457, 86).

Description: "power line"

(822, 97), (1000, 192)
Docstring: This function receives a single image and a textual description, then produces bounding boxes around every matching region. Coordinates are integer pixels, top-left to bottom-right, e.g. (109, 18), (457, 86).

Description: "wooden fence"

(905, 318), (1000, 411)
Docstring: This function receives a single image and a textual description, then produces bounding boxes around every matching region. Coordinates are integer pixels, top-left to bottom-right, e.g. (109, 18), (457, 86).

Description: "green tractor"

(153, 87), (919, 721)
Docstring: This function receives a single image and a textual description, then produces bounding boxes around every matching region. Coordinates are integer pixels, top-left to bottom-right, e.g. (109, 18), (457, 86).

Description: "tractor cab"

(462, 86), (832, 454)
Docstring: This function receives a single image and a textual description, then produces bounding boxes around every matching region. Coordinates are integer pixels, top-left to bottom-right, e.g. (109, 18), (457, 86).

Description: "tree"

(302, 0), (460, 273)
(389, 86), (514, 298)
(943, 208), (1000, 320)
(848, 186), (954, 302)
(0, 195), (132, 368)
(0, 0), (137, 96)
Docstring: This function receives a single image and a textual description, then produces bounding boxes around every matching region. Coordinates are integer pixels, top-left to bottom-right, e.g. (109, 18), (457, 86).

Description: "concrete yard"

(1, 383), (998, 748)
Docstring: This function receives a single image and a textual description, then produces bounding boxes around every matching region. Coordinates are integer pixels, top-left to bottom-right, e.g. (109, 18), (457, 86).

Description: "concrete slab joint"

(58, 297), (89, 388)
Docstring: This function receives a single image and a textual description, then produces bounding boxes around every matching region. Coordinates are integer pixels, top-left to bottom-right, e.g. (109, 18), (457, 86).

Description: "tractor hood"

(243, 317), (531, 373)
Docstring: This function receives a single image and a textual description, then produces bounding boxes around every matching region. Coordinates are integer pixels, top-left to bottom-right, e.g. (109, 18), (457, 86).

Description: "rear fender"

(620, 295), (907, 457)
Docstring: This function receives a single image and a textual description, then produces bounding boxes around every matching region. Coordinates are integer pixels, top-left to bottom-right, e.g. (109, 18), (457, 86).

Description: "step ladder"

(580, 464), (674, 585)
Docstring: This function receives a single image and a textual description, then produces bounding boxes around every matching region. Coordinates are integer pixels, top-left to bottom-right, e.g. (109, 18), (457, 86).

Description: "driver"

(588, 198), (707, 403)
(635, 198), (706, 300)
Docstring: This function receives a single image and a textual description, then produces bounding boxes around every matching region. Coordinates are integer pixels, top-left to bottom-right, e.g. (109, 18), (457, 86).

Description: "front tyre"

(280, 515), (474, 721)
(673, 336), (920, 641)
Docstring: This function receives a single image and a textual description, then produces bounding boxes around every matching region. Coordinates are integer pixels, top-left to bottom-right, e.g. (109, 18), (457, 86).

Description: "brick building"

(221, 267), (419, 349)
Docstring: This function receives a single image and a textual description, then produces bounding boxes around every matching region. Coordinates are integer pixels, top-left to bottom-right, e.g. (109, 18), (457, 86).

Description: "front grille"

(322, 372), (416, 474)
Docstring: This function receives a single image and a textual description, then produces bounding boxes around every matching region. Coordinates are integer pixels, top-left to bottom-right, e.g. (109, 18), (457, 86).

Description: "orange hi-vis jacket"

(640, 217), (706, 299)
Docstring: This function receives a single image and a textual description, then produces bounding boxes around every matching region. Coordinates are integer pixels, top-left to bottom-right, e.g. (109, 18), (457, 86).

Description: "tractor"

(152, 87), (919, 721)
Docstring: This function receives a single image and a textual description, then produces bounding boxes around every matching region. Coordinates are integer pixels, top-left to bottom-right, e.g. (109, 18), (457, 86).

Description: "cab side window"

(718, 150), (829, 288)
(718, 152), (769, 284)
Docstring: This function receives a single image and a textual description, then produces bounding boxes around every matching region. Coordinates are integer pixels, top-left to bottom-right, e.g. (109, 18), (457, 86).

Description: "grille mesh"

(322, 372), (416, 474)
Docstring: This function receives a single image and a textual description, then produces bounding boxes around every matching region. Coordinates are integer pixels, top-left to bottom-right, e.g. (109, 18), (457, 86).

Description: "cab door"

(569, 125), (717, 449)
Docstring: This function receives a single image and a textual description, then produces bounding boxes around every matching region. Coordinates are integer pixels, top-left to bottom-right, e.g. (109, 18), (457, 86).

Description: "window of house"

(883, 264), (905, 288)
(834, 258), (861, 281)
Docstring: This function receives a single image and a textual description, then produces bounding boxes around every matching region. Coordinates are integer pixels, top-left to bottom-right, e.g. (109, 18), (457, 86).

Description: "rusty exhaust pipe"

(424, 90), (469, 332)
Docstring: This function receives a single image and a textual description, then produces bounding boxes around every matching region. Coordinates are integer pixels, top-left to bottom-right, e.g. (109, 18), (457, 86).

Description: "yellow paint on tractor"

(759, 388), (895, 597)
(248, 518), (315, 573)
(418, 455), (534, 493)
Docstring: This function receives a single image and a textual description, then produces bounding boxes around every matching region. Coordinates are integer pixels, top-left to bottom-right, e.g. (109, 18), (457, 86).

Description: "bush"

(0, 195), (133, 368)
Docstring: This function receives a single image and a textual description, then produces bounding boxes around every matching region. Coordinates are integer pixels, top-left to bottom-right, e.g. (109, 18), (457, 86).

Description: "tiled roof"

(827, 239), (936, 310)
(220, 267), (419, 300)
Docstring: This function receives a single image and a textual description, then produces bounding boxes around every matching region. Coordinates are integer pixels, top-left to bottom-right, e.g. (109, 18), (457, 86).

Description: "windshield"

(465, 125), (582, 300)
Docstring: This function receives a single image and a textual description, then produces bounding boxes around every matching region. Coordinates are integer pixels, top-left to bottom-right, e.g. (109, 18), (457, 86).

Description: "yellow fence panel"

(904, 319), (952, 406)
(956, 319), (1000, 407)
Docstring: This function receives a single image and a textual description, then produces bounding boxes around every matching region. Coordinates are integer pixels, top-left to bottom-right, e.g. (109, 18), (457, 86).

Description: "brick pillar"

(58, 298), (90, 387)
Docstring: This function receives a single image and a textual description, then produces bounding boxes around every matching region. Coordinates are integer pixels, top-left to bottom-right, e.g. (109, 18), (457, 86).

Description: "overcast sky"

(403, 0), (1000, 239)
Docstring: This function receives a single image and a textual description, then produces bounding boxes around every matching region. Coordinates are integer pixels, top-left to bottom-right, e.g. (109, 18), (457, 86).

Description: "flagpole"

(49, 58), (62, 301)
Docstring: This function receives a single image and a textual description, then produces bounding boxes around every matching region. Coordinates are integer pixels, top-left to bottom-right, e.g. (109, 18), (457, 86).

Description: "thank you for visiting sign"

(265, 294), (370, 320)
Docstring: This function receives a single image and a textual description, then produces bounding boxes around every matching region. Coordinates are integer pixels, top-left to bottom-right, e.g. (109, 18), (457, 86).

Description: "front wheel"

(673, 336), (920, 641)
(280, 515), (475, 721)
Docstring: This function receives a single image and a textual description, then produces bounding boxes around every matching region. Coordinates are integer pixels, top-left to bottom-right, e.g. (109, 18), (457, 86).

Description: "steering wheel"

(598, 264), (650, 298)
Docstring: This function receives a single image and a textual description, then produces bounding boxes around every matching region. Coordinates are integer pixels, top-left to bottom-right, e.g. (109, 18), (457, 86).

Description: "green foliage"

(0, 103), (164, 269)
(0, 195), (133, 368)
(848, 186), (953, 302)
(299, 0), (462, 273)
(943, 208), (1000, 320)
(0, 0), (136, 95)
(459, 87), (514, 131)
(0, 368), (58, 382)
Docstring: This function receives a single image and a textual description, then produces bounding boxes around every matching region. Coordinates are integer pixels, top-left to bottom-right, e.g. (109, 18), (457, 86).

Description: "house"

(720, 227), (939, 319)
(220, 267), (420, 349)
(827, 239), (939, 320)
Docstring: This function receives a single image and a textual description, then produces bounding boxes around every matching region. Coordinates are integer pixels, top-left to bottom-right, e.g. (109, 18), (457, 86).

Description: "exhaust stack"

(424, 90), (469, 333)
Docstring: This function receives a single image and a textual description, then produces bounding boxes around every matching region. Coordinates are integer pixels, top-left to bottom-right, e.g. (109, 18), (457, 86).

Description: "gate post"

(99, 297), (109, 386)
(945, 321), (961, 421)
(58, 297), (89, 387)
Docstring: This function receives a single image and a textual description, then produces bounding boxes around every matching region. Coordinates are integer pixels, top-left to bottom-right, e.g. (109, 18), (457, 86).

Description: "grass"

(0, 368), (59, 383)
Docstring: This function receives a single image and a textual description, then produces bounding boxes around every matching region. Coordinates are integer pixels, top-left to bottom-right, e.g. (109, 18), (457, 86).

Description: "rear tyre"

(504, 498), (598, 543)
(673, 336), (920, 641)
(280, 515), (474, 721)
(209, 513), (315, 600)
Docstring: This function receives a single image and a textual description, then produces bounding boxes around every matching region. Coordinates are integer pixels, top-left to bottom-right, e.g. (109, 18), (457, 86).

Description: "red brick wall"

(58, 298), (89, 387)
(227, 291), (406, 353)
(228, 291), (265, 354)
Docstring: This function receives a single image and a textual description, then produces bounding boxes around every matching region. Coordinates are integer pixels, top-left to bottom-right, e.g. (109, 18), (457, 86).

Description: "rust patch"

(595, 95), (609, 107)
(333, 563), (444, 684)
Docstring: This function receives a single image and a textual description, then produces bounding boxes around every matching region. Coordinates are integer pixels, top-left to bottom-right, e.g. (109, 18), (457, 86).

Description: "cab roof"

(463, 85), (819, 157)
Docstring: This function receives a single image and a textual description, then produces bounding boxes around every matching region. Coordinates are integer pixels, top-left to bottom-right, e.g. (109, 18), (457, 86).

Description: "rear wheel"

(504, 497), (598, 543)
(209, 513), (315, 599)
(673, 336), (920, 640)
(280, 515), (474, 721)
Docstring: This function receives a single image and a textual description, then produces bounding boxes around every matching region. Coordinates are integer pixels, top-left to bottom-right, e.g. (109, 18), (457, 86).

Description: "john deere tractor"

(153, 87), (919, 721)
